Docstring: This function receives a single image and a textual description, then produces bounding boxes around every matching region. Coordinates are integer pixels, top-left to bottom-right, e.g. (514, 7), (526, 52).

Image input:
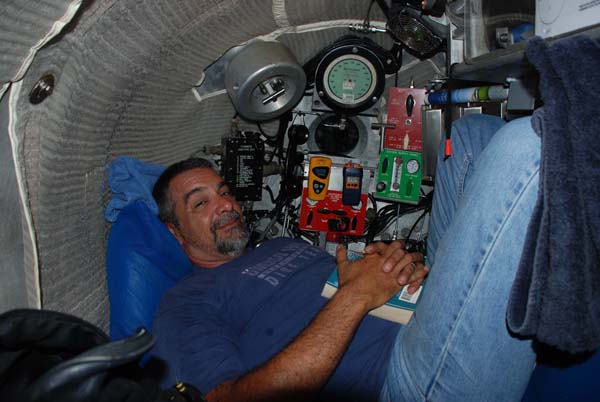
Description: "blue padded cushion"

(105, 156), (165, 223)
(107, 201), (194, 340)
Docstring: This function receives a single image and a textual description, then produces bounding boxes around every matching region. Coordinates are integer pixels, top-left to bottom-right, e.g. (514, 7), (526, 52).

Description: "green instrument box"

(374, 149), (422, 204)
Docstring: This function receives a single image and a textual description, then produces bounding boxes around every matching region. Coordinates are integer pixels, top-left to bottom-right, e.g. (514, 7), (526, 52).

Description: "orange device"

(307, 156), (332, 201)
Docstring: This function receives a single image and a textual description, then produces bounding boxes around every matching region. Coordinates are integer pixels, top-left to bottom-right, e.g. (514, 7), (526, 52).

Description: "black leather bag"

(0, 309), (159, 402)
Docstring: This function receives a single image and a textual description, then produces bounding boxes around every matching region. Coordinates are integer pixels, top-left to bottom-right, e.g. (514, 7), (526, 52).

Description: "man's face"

(166, 167), (249, 267)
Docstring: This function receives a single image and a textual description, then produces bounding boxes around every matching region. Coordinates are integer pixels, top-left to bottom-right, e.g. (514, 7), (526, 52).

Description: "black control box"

(222, 133), (264, 201)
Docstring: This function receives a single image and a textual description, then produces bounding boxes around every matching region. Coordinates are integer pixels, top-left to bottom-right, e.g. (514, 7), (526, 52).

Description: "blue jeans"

(380, 114), (540, 402)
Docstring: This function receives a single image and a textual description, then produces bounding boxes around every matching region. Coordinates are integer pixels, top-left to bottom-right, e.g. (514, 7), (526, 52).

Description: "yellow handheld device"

(308, 156), (332, 201)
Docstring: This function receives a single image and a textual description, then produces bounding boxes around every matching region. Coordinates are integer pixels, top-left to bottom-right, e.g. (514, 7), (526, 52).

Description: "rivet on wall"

(29, 74), (55, 105)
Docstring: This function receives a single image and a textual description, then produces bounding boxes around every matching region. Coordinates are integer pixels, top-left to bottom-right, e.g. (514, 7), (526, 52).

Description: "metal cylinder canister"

(225, 40), (306, 121)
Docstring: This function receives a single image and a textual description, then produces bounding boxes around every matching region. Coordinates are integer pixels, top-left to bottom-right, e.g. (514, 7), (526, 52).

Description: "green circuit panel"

(375, 149), (422, 204)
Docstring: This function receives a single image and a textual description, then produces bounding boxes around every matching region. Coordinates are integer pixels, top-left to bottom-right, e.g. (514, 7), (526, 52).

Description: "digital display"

(312, 166), (330, 179)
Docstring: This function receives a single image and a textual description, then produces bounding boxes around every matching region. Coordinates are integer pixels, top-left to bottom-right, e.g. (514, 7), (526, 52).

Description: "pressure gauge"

(323, 55), (376, 105)
(406, 159), (420, 174)
(314, 44), (386, 114)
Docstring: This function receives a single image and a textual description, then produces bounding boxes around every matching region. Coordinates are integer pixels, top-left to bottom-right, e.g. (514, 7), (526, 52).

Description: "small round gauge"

(406, 159), (420, 174)
(315, 44), (385, 114)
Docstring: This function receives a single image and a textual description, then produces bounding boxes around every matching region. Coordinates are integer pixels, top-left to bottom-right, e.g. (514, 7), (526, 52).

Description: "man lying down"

(150, 114), (539, 402)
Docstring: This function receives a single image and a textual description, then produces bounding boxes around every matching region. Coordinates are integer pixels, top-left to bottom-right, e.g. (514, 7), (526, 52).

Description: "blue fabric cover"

(523, 350), (600, 402)
(107, 201), (194, 340)
(152, 237), (400, 401)
(105, 156), (165, 223)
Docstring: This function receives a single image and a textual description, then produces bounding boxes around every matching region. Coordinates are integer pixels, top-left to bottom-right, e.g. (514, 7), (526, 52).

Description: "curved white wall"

(1, 0), (442, 330)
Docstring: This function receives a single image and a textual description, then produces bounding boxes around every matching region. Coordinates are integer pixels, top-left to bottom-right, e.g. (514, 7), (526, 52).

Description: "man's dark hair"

(152, 158), (218, 227)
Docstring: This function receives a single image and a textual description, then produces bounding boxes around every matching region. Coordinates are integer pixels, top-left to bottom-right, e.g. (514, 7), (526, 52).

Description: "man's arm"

(206, 241), (424, 402)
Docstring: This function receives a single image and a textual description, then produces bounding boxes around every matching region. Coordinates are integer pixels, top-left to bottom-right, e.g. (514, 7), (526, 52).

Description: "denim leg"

(427, 114), (506, 266)
(380, 117), (540, 402)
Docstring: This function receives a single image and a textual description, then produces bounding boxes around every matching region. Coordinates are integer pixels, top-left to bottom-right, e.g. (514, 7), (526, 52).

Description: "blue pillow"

(107, 201), (194, 340)
(105, 155), (165, 223)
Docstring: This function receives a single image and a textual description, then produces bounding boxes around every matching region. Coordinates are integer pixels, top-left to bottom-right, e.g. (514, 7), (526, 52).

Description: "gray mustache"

(212, 211), (242, 231)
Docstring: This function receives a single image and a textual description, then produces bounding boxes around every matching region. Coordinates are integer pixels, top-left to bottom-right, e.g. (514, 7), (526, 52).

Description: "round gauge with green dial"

(323, 54), (376, 105)
(315, 44), (385, 114)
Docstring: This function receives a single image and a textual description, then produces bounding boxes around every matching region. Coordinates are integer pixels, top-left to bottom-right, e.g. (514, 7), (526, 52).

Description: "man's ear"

(166, 222), (184, 245)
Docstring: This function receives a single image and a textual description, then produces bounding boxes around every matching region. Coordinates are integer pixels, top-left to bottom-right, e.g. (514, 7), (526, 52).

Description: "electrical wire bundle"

(363, 190), (433, 247)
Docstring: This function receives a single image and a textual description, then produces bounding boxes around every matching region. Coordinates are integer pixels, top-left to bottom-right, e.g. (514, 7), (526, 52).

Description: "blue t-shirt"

(152, 238), (400, 401)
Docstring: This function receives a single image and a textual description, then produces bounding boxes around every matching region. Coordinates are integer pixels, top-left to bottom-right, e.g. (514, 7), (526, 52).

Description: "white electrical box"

(536, 0), (600, 38)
